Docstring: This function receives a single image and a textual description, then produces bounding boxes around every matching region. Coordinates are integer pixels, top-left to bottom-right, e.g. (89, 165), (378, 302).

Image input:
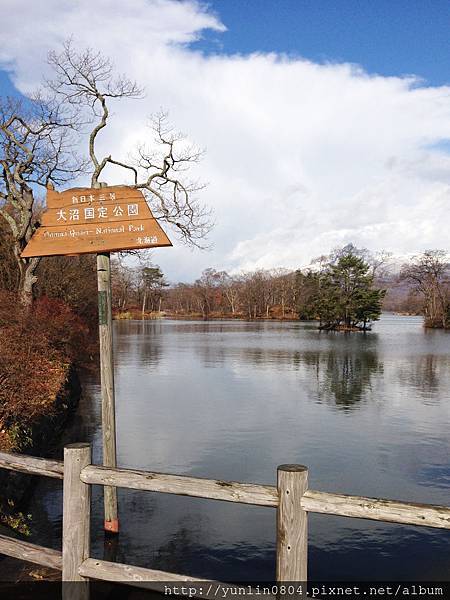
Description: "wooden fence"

(0, 443), (449, 598)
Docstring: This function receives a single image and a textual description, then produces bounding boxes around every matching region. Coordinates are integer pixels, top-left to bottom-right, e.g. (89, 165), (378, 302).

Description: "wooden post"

(276, 464), (308, 583)
(97, 251), (119, 533)
(62, 443), (91, 599)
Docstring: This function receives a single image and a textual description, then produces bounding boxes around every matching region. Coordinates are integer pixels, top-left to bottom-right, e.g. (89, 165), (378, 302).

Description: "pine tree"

(315, 250), (385, 330)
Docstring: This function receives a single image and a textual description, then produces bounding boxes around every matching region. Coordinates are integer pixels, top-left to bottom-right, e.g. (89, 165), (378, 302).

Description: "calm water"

(23, 315), (450, 580)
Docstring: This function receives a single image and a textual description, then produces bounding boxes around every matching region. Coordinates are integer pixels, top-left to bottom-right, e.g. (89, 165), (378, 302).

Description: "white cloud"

(1, 0), (450, 281)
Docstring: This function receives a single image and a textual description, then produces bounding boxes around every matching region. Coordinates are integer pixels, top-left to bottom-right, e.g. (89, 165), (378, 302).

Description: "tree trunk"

(18, 257), (40, 308)
(142, 289), (147, 318)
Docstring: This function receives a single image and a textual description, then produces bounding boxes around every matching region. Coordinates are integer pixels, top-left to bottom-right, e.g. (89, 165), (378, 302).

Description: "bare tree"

(400, 250), (450, 328)
(111, 257), (137, 311)
(194, 268), (223, 319)
(0, 94), (83, 305)
(323, 243), (392, 277)
(238, 270), (269, 319)
(271, 268), (295, 317)
(47, 41), (212, 246)
(219, 271), (240, 315)
(138, 264), (167, 315)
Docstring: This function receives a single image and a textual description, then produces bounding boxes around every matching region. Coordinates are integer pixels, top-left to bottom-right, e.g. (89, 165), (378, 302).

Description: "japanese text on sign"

(56, 204), (139, 222)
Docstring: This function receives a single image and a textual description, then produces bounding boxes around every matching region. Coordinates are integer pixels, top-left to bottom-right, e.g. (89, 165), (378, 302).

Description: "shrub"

(0, 291), (91, 450)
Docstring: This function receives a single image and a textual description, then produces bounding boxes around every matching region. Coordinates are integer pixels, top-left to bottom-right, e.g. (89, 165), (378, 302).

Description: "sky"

(1, 0), (450, 282)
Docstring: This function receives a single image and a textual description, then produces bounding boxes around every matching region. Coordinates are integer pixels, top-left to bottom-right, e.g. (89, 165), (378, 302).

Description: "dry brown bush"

(0, 291), (90, 450)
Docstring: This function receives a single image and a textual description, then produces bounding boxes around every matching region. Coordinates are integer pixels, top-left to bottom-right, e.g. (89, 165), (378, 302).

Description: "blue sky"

(3, 1), (450, 94)
(0, 71), (19, 95)
(197, 0), (450, 85)
(2, 0), (450, 280)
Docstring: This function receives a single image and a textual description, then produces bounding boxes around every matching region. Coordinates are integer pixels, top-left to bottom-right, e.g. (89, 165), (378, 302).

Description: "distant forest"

(2, 218), (448, 329)
(109, 244), (450, 330)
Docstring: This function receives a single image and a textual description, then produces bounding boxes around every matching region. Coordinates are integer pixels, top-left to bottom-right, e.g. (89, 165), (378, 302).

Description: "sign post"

(97, 251), (118, 533)
(94, 179), (119, 534)
(22, 184), (172, 534)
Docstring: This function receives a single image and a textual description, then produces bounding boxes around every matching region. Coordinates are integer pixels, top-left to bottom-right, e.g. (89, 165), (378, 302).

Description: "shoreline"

(0, 366), (81, 534)
(111, 311), (438, 328)
(114, 310), (304, 322)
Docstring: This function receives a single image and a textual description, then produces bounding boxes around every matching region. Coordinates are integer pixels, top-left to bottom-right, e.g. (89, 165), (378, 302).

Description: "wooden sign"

(21, 185), (172, 257)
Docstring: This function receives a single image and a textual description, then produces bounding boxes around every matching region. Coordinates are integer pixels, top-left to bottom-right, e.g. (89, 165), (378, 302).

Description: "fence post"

(63, 443), (91, 599)
(276, 464), (308, 583)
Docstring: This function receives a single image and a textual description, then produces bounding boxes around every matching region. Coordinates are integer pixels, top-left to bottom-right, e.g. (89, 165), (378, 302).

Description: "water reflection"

(15, 316), (450, 582)
(187, 324), (384, 410)
(416, 464), (450, 491)
(116, 321), (163, 368)
(396, 354), (443, 399)
(309, 515), (450, 581)
(305, 350), (383, 410)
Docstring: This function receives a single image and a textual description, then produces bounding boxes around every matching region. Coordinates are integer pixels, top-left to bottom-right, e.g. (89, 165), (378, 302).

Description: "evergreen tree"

(295, 270), (320, 319)
(314, 249), (385, 330)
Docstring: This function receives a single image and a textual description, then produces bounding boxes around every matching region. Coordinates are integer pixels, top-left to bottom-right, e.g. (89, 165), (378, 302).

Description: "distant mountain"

(376, 272), (422, 314)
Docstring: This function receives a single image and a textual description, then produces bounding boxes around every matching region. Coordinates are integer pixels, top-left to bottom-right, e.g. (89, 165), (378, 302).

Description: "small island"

(296, 246), (386, 331)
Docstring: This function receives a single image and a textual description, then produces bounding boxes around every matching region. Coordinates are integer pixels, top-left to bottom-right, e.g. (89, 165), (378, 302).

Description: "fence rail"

(0, 534), (62, 571)
(78, 558), (217, 587)
(0, 451), (63, 479)
(0, 444), (449, 598)
(80, 463), (279, 506)
(300, 489), (450, 529)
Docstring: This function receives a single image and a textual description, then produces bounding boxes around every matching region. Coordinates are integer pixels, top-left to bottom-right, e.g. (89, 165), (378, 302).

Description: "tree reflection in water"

(304, 348), (383, 410)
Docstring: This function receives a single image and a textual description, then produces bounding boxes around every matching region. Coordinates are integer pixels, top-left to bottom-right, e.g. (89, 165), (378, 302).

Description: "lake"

(22, 315), (450, 581)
